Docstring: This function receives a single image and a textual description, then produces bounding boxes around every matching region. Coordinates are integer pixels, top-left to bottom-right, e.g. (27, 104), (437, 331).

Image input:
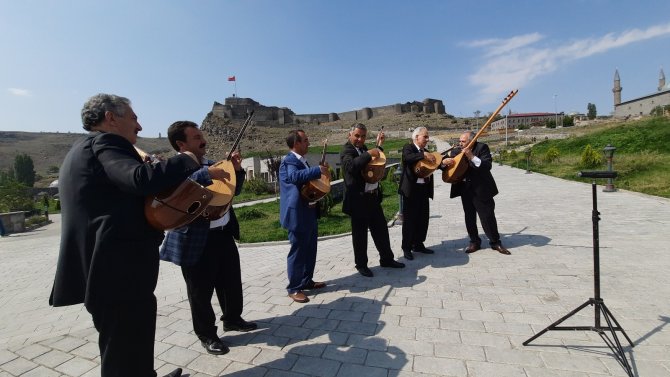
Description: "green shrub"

(543, 146), (560, 163)
(580, 144), (603, 168)
(245, 177), (270, 195)
(237, 207), (267, 221)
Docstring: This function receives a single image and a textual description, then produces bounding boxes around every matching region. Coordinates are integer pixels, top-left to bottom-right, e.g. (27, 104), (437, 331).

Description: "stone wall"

(209, 97), (446, 126)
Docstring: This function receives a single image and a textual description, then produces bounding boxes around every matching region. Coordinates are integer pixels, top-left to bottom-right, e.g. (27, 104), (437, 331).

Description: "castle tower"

(613, 69), (622, 106)
(659, 67), (666, 91)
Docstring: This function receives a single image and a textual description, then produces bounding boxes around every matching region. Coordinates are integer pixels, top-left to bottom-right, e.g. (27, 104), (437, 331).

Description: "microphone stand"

(523, 174), (635, 377)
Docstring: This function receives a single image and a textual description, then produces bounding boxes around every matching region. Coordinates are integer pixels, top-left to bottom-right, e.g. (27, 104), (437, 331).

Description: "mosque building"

(613, 68), (670, 118)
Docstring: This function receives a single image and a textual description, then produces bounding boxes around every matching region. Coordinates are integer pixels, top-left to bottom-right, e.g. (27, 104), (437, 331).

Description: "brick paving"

(1, 156), (669, 376)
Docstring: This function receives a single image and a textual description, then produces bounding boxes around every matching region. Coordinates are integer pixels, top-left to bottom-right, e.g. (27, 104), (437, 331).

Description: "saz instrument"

(413, 151), (444, 178)
(442, 89), (518, 183)
(362, 127), (387, 183)
(300, 139), (331, 202)
(203, 111), (255, 219)
(135, 147), (214, 230)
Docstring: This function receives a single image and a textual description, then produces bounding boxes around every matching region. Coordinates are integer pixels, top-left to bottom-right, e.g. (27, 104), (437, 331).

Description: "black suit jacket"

(50, 132), (200, 309)
(340, 141), (382, 217)
(398, 143), (435, 199)
(449, 141), (498, 200)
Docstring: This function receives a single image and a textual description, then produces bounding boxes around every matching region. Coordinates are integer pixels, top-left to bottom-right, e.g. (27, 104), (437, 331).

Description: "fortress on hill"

(209, 96), (446, 126)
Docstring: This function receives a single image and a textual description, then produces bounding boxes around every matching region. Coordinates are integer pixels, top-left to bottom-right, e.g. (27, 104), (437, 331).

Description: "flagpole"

(234, 80), (237, 97)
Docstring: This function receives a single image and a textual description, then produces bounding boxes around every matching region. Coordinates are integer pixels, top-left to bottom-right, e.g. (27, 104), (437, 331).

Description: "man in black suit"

(448, 131), (511, 255)
(399, 127), (451, 260)
(340, 123), (405, 277)
(49, 94), (200, 377)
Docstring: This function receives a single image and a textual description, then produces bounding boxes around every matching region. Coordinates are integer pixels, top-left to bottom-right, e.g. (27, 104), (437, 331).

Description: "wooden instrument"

(362, 127), (387, 183)
(300, 139), (331, 202)
(134, 146), (214, 230)
(442, 89), (518, 183)
(203, 111), (254, 218)
(413, 151), (443, 178)
(145, 179), (214, 230)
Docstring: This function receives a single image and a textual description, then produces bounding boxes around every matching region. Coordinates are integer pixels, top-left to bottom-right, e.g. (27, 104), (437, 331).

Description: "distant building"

(613, 68), (670, 118)
(491, 112), (563, 131)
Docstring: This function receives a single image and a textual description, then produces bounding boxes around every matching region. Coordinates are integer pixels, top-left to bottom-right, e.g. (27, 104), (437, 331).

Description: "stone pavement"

(1, 163), (670, 376)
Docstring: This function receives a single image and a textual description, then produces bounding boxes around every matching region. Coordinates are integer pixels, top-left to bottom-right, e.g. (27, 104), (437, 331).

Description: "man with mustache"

(160, 121), (257, 356)
(340, 123), (405, 277)
(50, 94), (200, 377)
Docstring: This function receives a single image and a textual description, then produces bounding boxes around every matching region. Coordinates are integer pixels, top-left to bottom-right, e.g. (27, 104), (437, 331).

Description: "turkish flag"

(228, 76), (236, 81)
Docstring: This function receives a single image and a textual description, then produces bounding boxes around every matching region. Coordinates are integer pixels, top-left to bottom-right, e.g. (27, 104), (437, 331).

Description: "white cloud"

(465, 22), (670, 103)
(8, 88), (32, 97)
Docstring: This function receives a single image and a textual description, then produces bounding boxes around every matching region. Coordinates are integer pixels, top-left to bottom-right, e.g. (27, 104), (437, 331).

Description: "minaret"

(659, 67), (666, 91)
(613, 69), (622, 106)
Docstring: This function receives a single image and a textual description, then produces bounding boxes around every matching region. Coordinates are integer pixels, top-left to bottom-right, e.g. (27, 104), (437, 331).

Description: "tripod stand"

(523, 173), (635, 377)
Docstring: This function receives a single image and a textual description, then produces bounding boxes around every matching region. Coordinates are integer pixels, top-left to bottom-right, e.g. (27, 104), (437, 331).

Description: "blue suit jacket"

(279, 152), (321, 232)
(159, 160), (245, 267)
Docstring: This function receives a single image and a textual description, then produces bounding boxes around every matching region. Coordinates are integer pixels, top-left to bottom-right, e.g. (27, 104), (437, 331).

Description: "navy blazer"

(279, 152), (321, 232)
(398, 143), (435, 199)
(449, 141), (499, 200)
(160, 161), (245, 267)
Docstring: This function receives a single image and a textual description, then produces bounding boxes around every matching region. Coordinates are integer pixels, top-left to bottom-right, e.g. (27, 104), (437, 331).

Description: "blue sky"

(2, 0), (670, 137)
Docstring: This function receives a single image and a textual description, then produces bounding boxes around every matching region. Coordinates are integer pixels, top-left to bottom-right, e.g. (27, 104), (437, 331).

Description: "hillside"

(1, 112), (624, 188)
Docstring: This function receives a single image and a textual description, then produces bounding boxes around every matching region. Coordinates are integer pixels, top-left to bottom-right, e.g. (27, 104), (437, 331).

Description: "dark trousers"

(286, 224), (318, 293)
(350, 193), (395, 268)
(401, 184), (430, 251)
(181, 227), (243, 341)
(461, 191), (501, 246)
(91, 296), (157, 377)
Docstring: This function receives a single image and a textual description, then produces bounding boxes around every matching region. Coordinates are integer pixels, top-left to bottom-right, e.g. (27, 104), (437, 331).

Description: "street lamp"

(603, 144), (617, 192)
(393, 164), (404, 224)
(553, 94), (558, 128)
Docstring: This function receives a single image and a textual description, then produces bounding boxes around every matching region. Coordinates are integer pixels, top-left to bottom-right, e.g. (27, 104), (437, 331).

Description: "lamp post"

(524, 148), (532, 174)
(603, 144), (617, 192)
(553, 94), (558, 128)
(393, 164), (404, 224)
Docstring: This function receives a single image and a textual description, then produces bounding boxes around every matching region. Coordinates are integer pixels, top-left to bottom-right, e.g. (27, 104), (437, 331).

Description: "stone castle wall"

(210, 96), (445, 125)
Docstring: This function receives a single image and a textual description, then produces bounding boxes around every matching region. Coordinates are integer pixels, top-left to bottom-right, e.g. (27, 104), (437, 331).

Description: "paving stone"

(3, 154), (670, 376)
(54, 357), (97, 376)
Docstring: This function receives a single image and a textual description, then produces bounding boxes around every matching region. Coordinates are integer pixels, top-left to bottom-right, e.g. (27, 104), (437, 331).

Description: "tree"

(587, 103), (597, 120)
(0, 179), (33, 212)
(14, 153), (36, 187)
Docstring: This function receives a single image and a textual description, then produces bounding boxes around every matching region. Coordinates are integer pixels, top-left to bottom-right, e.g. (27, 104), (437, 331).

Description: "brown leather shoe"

(305, 281), (326, 290)
(465, 242), (481, 254)
(492, 244), (511, 255)
(288, 291), (309, 303)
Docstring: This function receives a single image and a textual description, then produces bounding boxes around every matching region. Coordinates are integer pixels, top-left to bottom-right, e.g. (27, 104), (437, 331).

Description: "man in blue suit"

(160, 121), (256, 357)
(279, 130), (329, 303)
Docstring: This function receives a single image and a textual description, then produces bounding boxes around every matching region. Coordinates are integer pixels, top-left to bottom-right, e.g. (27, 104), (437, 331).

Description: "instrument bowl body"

(145, 179), (213, 230)
(442, 153), (468, 183)
(413, 152), (442, 178)
(362, 152), (386, 183)
(300, 174), (331, 202)
(202, 202), (232, 221)
(206, 160), (237, 206)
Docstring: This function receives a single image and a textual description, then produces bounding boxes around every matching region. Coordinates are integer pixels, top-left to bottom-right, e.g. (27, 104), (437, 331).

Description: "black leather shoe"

(356, 266), (373, 277)
(163, 368), (182, 377)
(201, 338), (229, 355)
(403, 250), (414, 260)
(492, 244), (511, 255)
(224, 319), (258, 332)
(380, 260), (406, 268)
(414, 247), (434, 254)
(465, 242), (481, 254)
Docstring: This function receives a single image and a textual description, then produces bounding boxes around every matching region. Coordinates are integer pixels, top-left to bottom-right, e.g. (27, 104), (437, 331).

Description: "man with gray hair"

(447, 131), (510, 255)
(49, 93), (200, 377)
(398, 126), (451, 260)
